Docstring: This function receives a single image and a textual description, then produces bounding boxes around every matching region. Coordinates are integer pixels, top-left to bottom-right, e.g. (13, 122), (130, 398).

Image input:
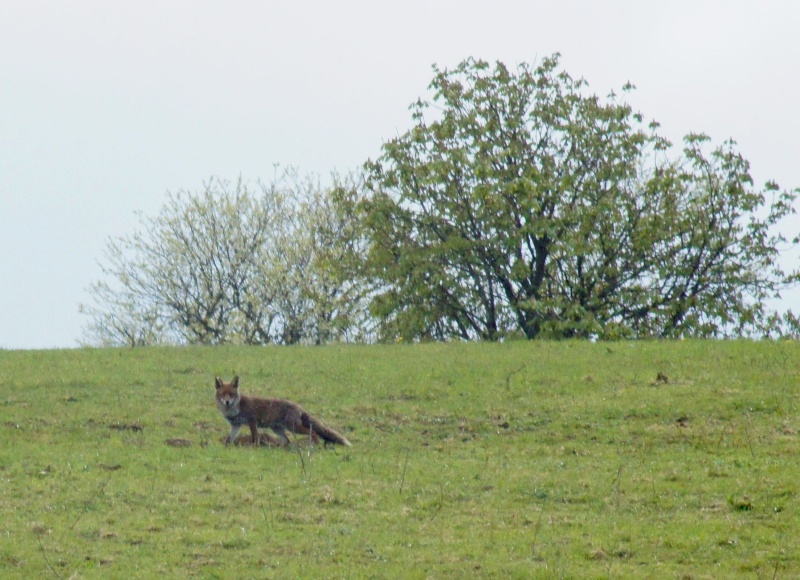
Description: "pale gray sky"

(2, 1), (799, 349)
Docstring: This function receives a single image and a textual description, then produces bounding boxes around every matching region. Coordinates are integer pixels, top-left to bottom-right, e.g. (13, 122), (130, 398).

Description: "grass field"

(1, 340), (799, 578)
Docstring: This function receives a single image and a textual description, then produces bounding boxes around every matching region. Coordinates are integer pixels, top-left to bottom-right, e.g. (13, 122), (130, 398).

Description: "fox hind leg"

(292, 425), (319, 445)
(298, 414), (321, 445)
(271, 427), (291, 446)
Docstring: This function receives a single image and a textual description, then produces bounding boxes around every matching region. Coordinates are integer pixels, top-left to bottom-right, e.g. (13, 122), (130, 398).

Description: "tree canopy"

(358, 55), (798, 340)
(82, 55), (799, 345)
(81, 172), (368, 346)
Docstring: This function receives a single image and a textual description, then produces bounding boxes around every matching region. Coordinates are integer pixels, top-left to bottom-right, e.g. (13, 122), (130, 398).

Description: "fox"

(215, 376), (352, 447)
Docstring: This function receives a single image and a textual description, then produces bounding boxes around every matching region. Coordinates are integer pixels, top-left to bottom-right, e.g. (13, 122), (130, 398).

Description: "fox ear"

(215, 377), (223, 390)
(232, 376), (239, 389)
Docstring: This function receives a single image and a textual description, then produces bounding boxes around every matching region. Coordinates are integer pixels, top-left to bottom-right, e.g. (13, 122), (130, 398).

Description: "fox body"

(215, 376), (351, 447)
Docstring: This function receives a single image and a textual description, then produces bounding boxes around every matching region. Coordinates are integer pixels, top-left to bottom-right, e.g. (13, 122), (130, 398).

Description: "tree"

(80, 171), (368, 346)
(266, 171), (374, 345)
(301, 175), (376, 344)
(359, 55), (798, 341)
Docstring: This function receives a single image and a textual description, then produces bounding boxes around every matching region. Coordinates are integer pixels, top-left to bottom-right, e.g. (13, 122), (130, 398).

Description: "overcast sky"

(2, 1), (799, 349)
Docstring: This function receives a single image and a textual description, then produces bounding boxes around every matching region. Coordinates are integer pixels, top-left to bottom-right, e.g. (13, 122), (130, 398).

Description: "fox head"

(215, 375), (240, 415)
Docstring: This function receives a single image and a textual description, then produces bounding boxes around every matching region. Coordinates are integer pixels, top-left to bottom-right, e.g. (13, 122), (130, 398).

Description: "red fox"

(215, 376), (352, 447)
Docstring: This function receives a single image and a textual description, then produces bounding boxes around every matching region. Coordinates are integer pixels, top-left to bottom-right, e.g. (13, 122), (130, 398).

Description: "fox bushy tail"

(303, 412), (351, 446)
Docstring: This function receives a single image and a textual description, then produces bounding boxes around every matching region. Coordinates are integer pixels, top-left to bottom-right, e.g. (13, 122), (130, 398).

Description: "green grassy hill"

(1, 341), (798, 577)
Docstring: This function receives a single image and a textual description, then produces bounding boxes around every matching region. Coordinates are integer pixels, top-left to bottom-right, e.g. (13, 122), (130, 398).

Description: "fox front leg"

(248, 420), (260, 446)
(226, 424), (242, 445)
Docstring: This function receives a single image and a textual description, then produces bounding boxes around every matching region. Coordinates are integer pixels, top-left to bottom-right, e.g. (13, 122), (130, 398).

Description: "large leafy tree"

(81, 172), (368, 346)
(360, 55), (798, 340)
